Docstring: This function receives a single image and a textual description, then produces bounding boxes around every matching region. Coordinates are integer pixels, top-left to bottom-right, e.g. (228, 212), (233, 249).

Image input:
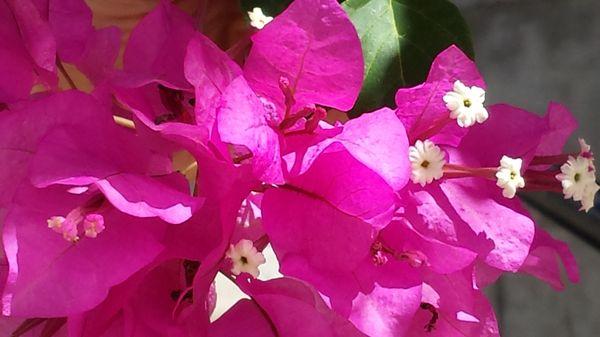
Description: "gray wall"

(453, 1), (600, 336)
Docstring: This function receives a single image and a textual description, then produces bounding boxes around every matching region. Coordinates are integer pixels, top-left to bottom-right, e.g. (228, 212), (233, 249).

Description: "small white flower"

(579, 181), (599, 212)
(248, 7), (273, 30)
(496, 156), (525, 198)
(443, 80), (488, 128)
(409, 140), (446, 186)
(556, 156), (596, 201)
(226, 239), (266, 278)
(578, 138), (592, 155)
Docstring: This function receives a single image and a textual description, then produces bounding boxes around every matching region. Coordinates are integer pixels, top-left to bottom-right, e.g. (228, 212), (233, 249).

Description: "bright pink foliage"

(0, 0), (586, 336)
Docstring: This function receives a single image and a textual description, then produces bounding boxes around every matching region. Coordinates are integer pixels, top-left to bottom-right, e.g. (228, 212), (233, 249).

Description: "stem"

(181, 161), (198, 176)
(410, 115), (452, 143)
(529, 154), (573, 166)
(233, 152), (254, 164)
(56, 57), (77, 90)
(251, 184), (272, 193)
(113, 116), (135, 129)
(443, 164), (497, 179)
(11, 318), (46, 337)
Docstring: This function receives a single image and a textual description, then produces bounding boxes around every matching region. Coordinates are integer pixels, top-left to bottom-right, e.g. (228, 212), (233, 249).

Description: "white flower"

(556, 156), (596, 201)
(557, 155), (598, 212)
(580, 182), (599, 212)
(496, 156), (525, 198)
(443, 80), (488, 128)
(409, 140), (446, 186)
(226, 239), (266, 278)
(578, 138), (592, 155)
(248, 7), (273, 30)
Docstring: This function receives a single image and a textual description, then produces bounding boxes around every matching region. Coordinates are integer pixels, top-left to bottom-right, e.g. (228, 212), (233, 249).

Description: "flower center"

(421, 160), (430, 168)
(240, 256), (248, 265)
(463, 98), (471, 107)
(47, 192), (107, 242)
(574, 173), (581, 182)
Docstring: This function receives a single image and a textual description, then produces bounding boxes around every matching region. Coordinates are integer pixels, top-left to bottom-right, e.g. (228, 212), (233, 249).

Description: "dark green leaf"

(342, 0), (474, 118)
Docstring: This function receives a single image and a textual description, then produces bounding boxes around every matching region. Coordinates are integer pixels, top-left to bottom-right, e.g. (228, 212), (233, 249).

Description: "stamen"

(83, 214), (105, 238)
(370, 241), (428, 268)
(370, 241), (389, 266)
(279, 76), (296, 118)
(279, 105), (327, 134)
(420, 302), (439, 332)
(396, 250), (427, 268)
(47, 216), (66, 233)
(46, 193), (107, 242)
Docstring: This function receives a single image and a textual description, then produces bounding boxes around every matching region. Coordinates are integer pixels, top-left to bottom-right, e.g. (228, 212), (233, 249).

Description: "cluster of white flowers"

(409, 81), (598, 211)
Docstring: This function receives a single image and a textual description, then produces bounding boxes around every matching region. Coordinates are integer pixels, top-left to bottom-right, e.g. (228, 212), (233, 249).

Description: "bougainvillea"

(0, 0), (593, 336)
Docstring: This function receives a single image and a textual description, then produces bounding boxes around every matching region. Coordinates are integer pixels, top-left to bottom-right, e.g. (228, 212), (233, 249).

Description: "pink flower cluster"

(0, 0), (593, 336)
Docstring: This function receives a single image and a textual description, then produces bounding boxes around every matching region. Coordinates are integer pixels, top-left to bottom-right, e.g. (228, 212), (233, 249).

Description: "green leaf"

(342, 0), (474, 118)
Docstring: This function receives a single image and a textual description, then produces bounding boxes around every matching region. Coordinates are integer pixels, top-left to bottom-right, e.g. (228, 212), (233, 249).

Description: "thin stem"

(411, 115), (452, 143)
(443, 164), (497, 179)
(56, 57), (77, 90)
(529, 154), (573, 166)
(233, 152), (254, 164)
(181, 161), (198, 176)
(113, 116), (135, 129)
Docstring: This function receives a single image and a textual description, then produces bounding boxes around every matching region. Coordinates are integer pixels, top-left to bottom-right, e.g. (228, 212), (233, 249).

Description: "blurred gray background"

(453, 0), (600, 336)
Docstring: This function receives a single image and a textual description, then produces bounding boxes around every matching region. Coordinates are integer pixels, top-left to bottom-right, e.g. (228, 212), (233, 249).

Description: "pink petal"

(208, 299), (276, 337)
(95, 173), (200, 225)
(520, 227), (579, 290)
(184, 34), (242, 131)
(244, 0), (363, 114)
(349, 283), (422, 337)
(122, 0), (196, 88)
(440, 178), (535, 272)
(395, 45), (484, 146)
(2, 185), (167, 317)
(217, 76), (284, 183)
(239, 277), (367, 337)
